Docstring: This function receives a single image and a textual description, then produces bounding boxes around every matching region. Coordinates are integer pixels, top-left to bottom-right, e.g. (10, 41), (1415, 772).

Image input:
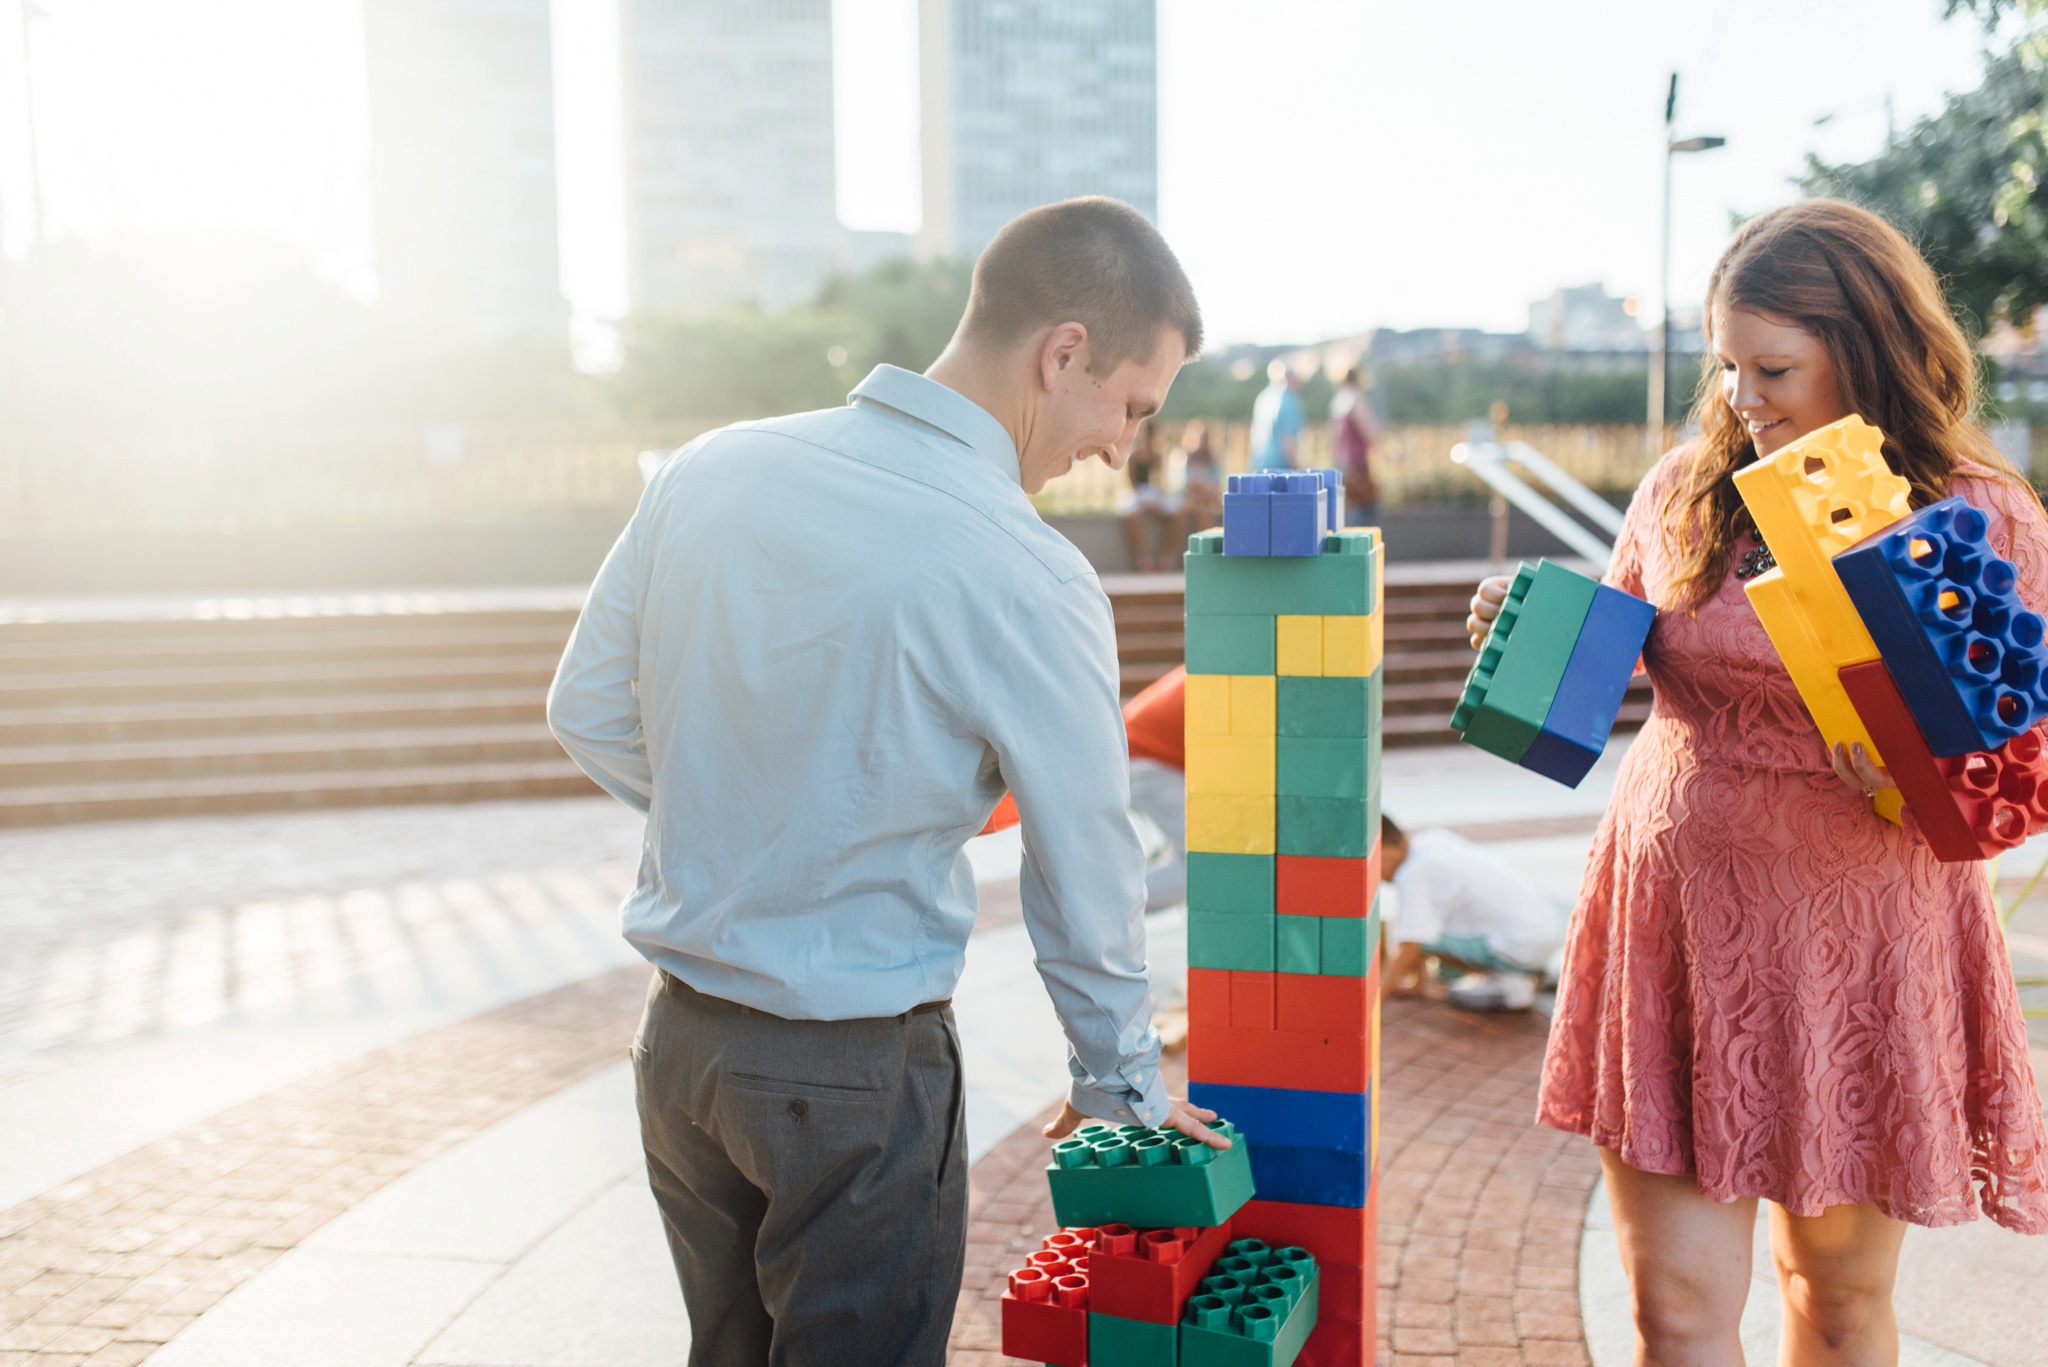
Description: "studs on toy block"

(1222, 471), (1340, 558)
(1934, 728), (2048, 853)
(1089, 1219), (1238, 1324)
(1835, 496), (2048, 755)
(1179, 1240), (1321, 1367)
(1001, 1229), (1093, 1366)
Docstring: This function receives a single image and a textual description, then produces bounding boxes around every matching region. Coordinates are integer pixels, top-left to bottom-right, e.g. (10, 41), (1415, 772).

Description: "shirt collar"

(849, 365), (1023, 487)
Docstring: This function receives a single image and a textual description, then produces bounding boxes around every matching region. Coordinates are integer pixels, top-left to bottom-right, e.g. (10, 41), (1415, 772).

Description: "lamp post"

(1650, 72), (1725, 451)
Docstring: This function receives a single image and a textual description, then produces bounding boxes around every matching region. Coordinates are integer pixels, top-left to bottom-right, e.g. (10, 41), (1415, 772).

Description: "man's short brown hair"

(957, 197), (1203, 372)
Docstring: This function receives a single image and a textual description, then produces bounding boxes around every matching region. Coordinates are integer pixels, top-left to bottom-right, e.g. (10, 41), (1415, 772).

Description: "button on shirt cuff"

(1067, 1058), (1171, 1128)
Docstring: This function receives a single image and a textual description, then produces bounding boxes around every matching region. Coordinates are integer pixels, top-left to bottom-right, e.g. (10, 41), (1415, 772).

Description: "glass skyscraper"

(919, 0), (1158, 260)
(363, 0), (568, 339)
(621, 0), (840, 315)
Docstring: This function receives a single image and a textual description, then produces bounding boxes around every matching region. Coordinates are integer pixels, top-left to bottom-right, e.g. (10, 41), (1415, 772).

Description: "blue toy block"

(1518, 584), (1656, 787)
(1315, 469), (1341, 536)
(1834, 496), (2048, 755)
(1268, 473), (1324, 557)
(1223, 474), (1273, 556)
(1188, 1081), (1371, 1208)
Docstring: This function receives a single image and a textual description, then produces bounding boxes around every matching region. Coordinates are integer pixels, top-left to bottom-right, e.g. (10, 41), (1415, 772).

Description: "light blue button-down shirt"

(547, 365), (1167, 1125)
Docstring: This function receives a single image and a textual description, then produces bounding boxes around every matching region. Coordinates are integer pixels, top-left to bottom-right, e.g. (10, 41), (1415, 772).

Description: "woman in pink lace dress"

(1470, 201), (2048, 1366)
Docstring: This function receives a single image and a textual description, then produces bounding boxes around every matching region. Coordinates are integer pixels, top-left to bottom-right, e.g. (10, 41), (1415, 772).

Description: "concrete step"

(0, 656), (561, 708)
(0, 723), (568, 786)
(0, 689), (547, 746)
(0, 624), (574, 674)
(0, 759), (599, 827)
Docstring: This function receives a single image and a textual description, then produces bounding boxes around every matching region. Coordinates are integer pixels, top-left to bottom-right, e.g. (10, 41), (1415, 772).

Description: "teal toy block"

(1047, 1120), (1257, 1228)
(1275, 737), (1369, 799)
(1179, 1240), (1320, 1367)
(1277, 915), (1320, 974)
(1454, 560), (1598, 763)
(1276, 796), (1370, 858)
(1186, 615), (1276, 675)
(1276, 675), (1372, 739)
(1187, 853), (1276, 916)
(1184, 549), (1374, 617)
(1189, 911), (1276, 971)
(1320, 916), (1369, 977)
(1094, 1310), (1179, 1366)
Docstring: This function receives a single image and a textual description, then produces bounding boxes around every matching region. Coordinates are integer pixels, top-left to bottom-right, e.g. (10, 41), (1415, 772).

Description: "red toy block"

(1935, 727), (2048, 854)
(1086, 1218), (1234, 1324)
(1275, 970), (1373, 1034)
(1000, 1230), (1093, 1366)
(1230, 970), (1276, 1029)
(1188, 1023), (1369, 1092)
(1275, 845), (1379, 918)
(1295, 1315), (1371, 1367)
(1838, 661), (1986, 860)
(1188, 968), (1231, 1028)
(1233, 1195), (1372, 1268)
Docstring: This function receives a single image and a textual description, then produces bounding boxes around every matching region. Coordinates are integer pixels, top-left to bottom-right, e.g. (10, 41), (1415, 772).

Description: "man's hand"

(1043, 1096), (1230, 1148)
(1385, 942), (1429, 998)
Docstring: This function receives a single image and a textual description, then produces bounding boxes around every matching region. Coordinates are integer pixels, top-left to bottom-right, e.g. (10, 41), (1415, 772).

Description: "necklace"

(1734, 530), (1775, 581)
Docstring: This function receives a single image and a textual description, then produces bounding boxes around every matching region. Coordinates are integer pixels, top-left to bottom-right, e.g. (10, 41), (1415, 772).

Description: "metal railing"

(1450, 426), (1624, 571)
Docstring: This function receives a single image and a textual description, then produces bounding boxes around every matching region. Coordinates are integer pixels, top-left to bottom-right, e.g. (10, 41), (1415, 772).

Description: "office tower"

(621, 0), (839, 314)
(363, 0), (568, 339)
(919, 0), (1158, 260)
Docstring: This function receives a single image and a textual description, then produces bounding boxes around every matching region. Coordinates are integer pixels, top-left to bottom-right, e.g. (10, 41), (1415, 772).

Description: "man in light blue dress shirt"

(548, 198), (1226, 1365)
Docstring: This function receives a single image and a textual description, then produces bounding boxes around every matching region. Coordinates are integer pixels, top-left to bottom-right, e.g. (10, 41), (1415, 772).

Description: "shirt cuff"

(1066, 1047), (1172, 1128)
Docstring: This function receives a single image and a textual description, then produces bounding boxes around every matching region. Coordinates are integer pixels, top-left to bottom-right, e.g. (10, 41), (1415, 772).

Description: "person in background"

(1121, 421), (1186, 572)
(1177, 420), (1223, 532)
(1249, 359), (1304, 470)
(1380, 815), (1564, 1012)
(1328, 366), (1382, 526)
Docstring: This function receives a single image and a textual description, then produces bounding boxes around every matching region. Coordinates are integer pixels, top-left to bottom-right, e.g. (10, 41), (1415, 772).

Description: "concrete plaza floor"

(0, 743), (2044, 1365)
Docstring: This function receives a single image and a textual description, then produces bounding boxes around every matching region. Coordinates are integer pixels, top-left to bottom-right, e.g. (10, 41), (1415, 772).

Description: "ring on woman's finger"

(1862, 786), (1877, 798)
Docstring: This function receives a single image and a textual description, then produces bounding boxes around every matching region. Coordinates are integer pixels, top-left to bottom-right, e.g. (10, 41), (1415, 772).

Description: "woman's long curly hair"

(1660, 198), (2026, 611)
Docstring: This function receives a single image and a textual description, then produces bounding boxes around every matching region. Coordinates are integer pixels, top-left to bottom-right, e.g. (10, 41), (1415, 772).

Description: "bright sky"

(0, 0), (2003, 349)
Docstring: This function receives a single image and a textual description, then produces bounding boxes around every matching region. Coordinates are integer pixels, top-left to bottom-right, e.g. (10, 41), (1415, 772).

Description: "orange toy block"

(1275, 840), (1380, 918)
(1229, 970), (1276, 1029)
(1276, 970), (1374, 1034)
(1188, 967), (1230, 1028)
(1187, 1022), (1370, 1093)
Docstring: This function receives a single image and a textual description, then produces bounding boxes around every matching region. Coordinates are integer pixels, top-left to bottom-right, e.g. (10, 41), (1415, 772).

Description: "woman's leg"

(1767, 1202), (1905, 1367)
(1600, 1149), (1757, 1367)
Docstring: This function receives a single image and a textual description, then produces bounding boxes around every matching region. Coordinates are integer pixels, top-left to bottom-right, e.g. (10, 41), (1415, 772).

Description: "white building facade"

(919, 0), (1158, 260)
(621, 0), (840, 315)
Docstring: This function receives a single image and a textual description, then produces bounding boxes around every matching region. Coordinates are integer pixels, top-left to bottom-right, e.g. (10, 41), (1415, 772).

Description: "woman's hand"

(1829, 741), (1898, 800)
(1467, 575), (1511, 649)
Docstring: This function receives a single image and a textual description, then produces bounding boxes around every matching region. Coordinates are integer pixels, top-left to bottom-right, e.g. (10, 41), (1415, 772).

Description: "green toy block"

(1046, 1119), (1257, 1227)
(1277, 914), (1320, 974)
(1186, 615), (1276, 675)
(1455, 560), (1598, 763)
(1276, 675), (1372, 739)
(1187, 528), (1224, 556)
(1320, 916), (1368, 977)
(1276, 796), (1370, 858)
(1185, 551), (1374, 617)
(1093, 1310), (1179, 1366)
(1189, 911), (1276, 971)
(1179, 1240), (1320, 1367)
(1275, 737), (1369, 799)
(1187, 853), (1276, 916)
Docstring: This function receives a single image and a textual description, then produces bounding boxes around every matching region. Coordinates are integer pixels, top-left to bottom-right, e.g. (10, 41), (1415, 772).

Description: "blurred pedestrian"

(549, 196), (1226, 1367)
(1249, 358), (1303, 470)
(1121, 421), (1186, 572)
(1176, 420), (1223, 532)
(1378, 816), (1564, 1012)
(1329, 365), (1381, 525)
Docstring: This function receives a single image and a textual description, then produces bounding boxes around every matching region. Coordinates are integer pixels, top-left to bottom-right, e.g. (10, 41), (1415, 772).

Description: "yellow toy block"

(1277, 616), (1322, 675)
(1228, 674), (1276, 736)
(1732, 416), (1907, 667)
(1322, 614), (1371, 676)
(1186, 793), (1276, 854)
(1186, 674), (1231, 736)
(1185, 733), (1276, 795)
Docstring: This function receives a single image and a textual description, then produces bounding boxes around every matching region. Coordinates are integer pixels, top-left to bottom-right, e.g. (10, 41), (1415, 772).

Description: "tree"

(1802, 1), (2048, 337)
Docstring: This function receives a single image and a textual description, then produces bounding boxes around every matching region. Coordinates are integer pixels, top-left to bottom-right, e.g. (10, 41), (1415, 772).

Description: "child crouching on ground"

(1381, 815), (1565, 1012)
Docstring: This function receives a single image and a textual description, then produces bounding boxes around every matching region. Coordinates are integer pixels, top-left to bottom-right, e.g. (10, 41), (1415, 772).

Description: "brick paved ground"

(0, 964), (650, 1367)
(947, 997), (1598, 1367)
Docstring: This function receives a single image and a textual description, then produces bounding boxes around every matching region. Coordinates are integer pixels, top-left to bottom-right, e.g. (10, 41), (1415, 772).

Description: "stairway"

(0, 570), (1648, 827)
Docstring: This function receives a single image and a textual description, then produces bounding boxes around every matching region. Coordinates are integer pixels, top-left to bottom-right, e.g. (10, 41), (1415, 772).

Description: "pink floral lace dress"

(1538, 450), (2048, 1231)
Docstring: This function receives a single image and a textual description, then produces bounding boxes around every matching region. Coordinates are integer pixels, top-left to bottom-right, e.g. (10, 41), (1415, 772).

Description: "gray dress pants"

(631, 970), (968, 1367)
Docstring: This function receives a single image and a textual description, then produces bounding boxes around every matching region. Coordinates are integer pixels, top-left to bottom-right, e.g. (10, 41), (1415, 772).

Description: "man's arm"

(546, 483), (656, 811)
(985, 575), (1173, 1129)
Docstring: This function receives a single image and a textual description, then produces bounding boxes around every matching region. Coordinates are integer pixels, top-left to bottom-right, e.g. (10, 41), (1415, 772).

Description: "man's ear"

(1037, 322), (1090, 392)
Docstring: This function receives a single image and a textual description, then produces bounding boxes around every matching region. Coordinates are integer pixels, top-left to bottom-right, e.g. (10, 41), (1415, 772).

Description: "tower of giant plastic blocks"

(1182, 467), (1383, 1367)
